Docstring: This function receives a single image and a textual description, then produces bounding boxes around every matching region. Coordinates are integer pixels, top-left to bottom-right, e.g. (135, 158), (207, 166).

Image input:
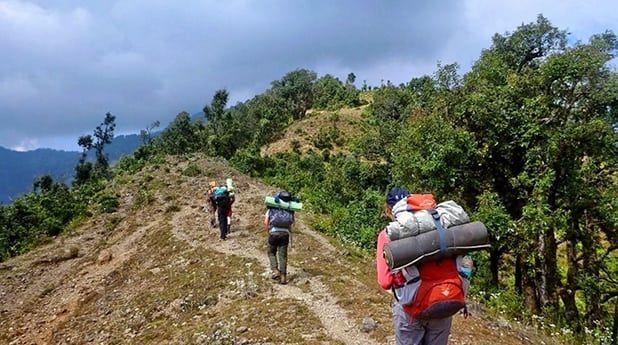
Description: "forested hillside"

(0, 147), (79, 204)
(0, 15), (616, 344)
(0, 134), (142, 203)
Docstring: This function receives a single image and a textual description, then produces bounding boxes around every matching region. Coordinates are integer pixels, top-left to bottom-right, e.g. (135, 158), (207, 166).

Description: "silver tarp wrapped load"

(387, 200), (470, 241)
(384, 221), (491, 270)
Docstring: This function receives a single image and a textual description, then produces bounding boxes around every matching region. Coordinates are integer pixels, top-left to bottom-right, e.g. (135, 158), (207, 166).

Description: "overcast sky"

(1, 0), (616, 151)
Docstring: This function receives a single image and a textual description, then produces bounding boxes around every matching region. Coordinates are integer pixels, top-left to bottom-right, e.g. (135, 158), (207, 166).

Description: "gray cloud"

(0, 0), (616, 150)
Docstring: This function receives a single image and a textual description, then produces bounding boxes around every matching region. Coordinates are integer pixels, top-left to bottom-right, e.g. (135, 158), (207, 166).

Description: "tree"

(92, 112), (116, 172)
(313, 74), (348, 110)
(203, 89), (229, 123)
(139, 120), (160, 145)
(73, 113), (116, 184)
(74, 135), (94, 185)
(346, 72), (356, 85)
(156, 111), (201, 155)
(454, 16), (617, 333)
(371, 84), (412, 121)
(33, 175), (54, 193)
(271, 69), (317, 119)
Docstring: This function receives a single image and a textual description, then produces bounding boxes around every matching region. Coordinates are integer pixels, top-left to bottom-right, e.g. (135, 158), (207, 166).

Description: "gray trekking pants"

(267, 232), (289, 274)
(392, 302), (452, 345)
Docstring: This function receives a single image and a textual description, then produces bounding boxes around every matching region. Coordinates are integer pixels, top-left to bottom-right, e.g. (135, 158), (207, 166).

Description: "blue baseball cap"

(386, 187), (409, 206)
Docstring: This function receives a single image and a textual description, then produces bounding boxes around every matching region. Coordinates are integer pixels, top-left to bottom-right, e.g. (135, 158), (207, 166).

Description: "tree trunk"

(561, 234), (581, 332)
(536, 231), (549, 308)
(612, 298), (618, 344)
(582, 213), (602, 328)
(523, 257), (541, 314)
(543, 226), (560, 308)
(515, 254), (522, 295)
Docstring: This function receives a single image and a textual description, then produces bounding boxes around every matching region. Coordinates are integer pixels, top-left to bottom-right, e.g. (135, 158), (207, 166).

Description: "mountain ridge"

(0, 134), (142, 203)
(0, 154), (561, 344)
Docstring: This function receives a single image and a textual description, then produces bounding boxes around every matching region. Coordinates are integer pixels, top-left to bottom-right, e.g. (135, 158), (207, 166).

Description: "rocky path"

(170, 175), (380, 345)
(0, 156), (564, 345)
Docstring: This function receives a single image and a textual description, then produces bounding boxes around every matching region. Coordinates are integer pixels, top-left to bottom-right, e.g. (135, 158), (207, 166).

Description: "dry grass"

(0, 153), (565, 345)
(261, 107), (367, 157)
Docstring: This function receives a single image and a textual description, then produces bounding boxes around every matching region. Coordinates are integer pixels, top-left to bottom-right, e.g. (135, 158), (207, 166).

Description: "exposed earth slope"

(0, 154), (560, 344)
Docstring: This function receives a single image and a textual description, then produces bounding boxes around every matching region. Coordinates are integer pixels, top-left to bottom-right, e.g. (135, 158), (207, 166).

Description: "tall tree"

(92, 112), (116, 172)
(271, 69), (317, 119)
(203, 89), (229, 123)
(73, 113), (116, 184)
(139, 120), (160, 145)
(456, 16), (617, 331)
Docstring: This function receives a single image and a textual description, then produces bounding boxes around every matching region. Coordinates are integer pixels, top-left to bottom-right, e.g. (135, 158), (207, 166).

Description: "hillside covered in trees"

(0, 16), (616, 344)
(0, 133), (143, 204)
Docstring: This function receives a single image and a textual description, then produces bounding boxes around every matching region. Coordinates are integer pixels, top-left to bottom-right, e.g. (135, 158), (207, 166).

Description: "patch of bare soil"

(261, 107), (367, 157)
(0, 154), (563, 345)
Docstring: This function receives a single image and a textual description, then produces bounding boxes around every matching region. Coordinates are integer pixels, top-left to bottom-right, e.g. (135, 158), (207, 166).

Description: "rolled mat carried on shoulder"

(384, 221), (491, 270)
(264, 196), (303, 211)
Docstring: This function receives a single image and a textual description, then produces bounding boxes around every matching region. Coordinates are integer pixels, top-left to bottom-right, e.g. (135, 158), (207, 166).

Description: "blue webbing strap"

(429, 209), (447, 257)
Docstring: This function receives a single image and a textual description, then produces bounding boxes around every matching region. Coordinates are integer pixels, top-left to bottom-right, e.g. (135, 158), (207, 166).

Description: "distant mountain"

(0, 134), (142, 204)
(191, 111), (205, 122)
(92, 133), (143, 162)
(0, 147), (79, 204)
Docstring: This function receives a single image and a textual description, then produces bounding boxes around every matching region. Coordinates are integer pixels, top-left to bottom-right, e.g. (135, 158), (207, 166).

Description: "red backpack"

(404, 258), (466, 319)
(396, 194), (467, 319)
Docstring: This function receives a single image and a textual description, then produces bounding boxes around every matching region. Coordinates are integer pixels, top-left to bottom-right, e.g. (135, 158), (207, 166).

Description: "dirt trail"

(0, 156), (564, 345)
(170, 175), (379, 345)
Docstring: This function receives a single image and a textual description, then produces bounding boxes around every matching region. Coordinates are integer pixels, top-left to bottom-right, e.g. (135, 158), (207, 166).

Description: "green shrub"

(230, 148), (273, 177)
(312, 127), (340, 149)
(133, 189), (154, 209)
(182, 163), (202, 177)
(290, 139), (302, 154)
(98, 194), (120, 213)
(115, 155), (145, 174)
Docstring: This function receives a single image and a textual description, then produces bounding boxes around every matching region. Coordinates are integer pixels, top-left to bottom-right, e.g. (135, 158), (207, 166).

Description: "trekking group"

(204, 180), (489, 345)
(205, 180), (299, 285)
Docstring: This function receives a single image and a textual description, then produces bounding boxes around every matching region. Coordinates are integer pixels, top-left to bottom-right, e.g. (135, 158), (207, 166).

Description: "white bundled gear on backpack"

(387, 199), (470, 241)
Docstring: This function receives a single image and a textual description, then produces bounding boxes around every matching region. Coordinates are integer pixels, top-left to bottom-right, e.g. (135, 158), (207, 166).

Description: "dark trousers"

(217, 208), (229, 239)
(268, 232), (289, 274)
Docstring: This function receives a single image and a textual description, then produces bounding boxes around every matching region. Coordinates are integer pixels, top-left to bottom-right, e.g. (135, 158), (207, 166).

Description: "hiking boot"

(280, 273), (287, 285)
(271, 269), (280, 280)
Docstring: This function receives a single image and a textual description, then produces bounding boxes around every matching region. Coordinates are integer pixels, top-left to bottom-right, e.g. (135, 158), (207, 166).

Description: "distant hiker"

(264, 190), (296, 285)
(376, 187), (474, 345)
(206, 181), (217, 228)
(225, 178), (236, 232)
(212, 184), (232, 240)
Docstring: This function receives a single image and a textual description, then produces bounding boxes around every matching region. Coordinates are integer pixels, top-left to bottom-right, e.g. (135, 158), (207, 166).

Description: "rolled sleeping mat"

(264, 196), (303, 211)
(384, 221), (491, 270)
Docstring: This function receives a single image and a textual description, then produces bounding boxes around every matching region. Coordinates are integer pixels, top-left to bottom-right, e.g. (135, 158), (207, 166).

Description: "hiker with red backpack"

(376, 187), (475, 345)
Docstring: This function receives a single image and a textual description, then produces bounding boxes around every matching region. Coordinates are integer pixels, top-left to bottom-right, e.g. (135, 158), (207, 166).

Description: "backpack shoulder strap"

(428, 209), (447, 257)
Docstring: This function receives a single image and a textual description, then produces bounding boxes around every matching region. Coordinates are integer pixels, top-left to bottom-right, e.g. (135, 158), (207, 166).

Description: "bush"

(329, 190), (384, 248)
(98, 194), (120, 213)
(115, 155), (146, 174)
(311, 127), (340, 149)
(0, 181), (88, 261)
(182, 163), (202, 177)
(230, 148), (273, 177)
